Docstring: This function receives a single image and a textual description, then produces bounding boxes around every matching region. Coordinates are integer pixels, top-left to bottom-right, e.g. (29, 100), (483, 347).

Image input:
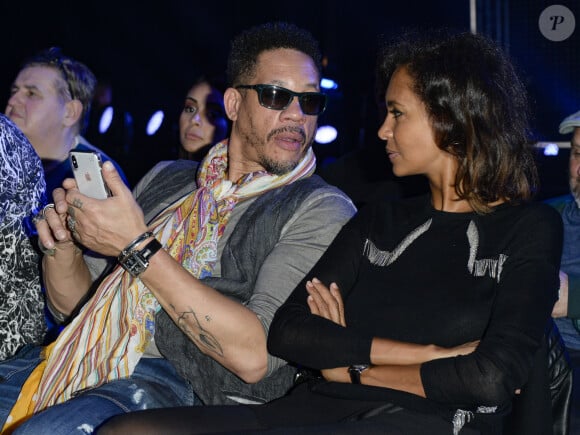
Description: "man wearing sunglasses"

(0, 22), (356, 433)
(5, 47), (128, 196)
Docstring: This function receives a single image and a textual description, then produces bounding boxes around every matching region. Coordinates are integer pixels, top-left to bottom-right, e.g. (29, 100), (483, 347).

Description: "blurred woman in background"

(178, 77), (229, 162)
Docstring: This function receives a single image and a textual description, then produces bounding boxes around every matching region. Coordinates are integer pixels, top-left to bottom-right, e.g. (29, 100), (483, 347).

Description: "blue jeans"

(0, 347), (199, 435)
(0, 345), (43, 429)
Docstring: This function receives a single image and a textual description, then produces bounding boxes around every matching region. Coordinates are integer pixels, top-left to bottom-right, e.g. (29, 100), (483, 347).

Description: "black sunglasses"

(236, 84), (327, 116)
(39, 47), (76, 100)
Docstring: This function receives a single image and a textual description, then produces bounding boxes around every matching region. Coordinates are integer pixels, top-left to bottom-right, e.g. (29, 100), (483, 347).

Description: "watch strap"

(348, 364), (370, 384)
(139, 238), (162, 260)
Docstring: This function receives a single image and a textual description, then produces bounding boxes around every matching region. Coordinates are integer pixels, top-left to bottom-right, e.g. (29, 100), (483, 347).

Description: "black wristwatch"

(348, 364), (370, 384)
(118, 238), (162, 277)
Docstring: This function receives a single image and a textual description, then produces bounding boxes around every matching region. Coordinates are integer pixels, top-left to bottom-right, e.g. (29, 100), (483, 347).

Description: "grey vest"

(138, 160), (327, 405)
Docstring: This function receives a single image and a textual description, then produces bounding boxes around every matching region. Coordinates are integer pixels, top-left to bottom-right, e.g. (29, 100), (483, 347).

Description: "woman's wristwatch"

(348, 364), (370, 384)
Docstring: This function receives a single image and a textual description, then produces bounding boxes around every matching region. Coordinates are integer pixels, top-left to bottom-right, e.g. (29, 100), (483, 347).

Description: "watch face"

(119, 239), (162, 277)
(121, 252), (148, 276)
(349, 364), (369, 372)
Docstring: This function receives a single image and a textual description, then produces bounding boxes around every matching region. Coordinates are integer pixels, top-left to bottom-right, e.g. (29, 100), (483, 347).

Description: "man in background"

(547, 109), (580, 432)
(5, 47), (128, 195)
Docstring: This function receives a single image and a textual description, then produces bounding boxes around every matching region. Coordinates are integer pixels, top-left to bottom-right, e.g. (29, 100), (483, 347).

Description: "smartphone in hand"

(69, 151), (111, 199)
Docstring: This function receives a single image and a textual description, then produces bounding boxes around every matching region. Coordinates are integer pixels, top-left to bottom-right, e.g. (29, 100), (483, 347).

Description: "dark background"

(0, 0), (577, 197)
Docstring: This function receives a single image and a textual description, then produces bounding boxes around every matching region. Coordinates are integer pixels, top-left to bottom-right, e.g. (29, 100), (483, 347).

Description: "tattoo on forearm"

(172, 305), (223, 357)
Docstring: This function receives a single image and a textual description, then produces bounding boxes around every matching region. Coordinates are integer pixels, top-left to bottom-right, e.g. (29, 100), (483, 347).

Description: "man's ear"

(63, 100), (83, 127)
(224, 87), (241, 122)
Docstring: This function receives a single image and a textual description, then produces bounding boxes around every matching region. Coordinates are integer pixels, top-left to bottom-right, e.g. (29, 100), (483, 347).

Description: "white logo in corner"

(539, 5), (575, 41)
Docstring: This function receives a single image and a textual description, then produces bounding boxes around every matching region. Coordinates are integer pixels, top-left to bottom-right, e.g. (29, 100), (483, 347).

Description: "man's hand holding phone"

(70, 151), (111, 200)
(62, 160), (149, 257)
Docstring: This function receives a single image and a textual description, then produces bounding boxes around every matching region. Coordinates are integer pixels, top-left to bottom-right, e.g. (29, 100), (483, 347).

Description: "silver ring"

(32, 213), (45, 225)
(42, 203), (56, 219)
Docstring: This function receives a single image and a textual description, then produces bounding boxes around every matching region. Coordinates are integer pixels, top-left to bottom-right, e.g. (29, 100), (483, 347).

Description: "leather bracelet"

(118, 231), (153, 261)
(138, 238), (163, 261)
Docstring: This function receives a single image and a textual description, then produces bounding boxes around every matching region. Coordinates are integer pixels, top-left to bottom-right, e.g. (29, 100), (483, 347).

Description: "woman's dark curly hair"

(226, 21), (322, 87)
(376, 29), (538, 213)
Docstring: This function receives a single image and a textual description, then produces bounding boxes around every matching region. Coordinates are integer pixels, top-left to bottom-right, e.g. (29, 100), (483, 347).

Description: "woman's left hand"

(306, 278), (346, 327)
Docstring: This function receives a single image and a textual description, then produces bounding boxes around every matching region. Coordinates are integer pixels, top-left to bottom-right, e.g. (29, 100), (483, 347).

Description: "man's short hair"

(559, 110), (580, 135)
(22, 47), (97, 133)
(226, 22), (322, 87)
